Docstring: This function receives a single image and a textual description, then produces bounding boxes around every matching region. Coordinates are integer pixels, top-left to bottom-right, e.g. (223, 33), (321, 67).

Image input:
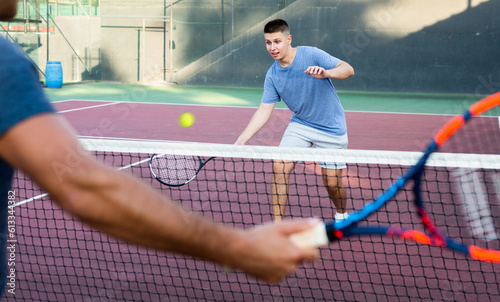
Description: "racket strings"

(450, 168), (500, 242)
(443, 115), (500, 154)
(424, 111), (500, 249)
(152, 154), (199, 185)
(452, 115), (500, 245)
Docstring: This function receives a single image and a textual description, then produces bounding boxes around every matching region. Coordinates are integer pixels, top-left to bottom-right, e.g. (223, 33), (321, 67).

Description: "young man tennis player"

(235, 19), (354, 222)
(0, 2), (319, 295)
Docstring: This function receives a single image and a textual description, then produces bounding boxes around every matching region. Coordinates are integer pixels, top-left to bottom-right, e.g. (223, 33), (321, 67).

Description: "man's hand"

(305, 61), (354, 80)
(227, 219), (321, 283)
(305, 66), (328, 79)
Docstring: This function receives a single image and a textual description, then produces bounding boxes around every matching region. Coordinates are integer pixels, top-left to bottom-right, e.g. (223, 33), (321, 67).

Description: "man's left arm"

(305, 61), (354, 80)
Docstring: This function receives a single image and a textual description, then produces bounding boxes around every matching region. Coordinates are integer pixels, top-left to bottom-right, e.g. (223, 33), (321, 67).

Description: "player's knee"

(273, 161), (293, 175)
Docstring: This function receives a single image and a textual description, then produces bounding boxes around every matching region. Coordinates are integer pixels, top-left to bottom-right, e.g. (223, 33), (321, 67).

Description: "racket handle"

(290, 222), (329, 248)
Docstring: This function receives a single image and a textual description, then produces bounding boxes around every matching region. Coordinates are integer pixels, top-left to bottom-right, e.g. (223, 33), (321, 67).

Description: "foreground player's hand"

(227, 219), (321, 283)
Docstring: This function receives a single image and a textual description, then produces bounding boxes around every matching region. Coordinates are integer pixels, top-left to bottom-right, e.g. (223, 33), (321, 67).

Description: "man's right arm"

(235, 102), (276, 145)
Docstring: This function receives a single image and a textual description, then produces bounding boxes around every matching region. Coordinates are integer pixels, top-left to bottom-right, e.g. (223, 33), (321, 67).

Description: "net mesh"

(6, 138), (500, 301)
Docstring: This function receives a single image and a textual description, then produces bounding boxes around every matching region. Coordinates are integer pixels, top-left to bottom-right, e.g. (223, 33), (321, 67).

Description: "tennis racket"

(149, 154), (215, 186)
(291, 92), (500, 263)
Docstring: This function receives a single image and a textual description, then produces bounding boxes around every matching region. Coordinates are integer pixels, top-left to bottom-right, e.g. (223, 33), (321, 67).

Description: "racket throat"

(417, 207), (447, 247)
(413, 169), (448, 247)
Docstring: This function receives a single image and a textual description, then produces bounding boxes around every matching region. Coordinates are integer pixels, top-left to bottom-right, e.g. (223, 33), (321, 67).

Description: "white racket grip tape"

(290, 222), (329, 248)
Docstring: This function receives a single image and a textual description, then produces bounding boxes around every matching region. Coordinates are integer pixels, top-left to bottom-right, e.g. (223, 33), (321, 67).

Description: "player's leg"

(271, 160), (296, 221)
(275, 122), (312, 221)
(321, 167), (348, 220)
(309, 128), (349, 221)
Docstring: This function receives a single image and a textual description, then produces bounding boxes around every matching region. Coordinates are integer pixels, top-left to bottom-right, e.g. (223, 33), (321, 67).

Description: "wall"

(175, 0), (500, 95)
(99, 0), (288, 83)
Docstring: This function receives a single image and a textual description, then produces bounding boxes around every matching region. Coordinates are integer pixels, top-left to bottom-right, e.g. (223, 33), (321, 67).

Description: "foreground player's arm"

(305, 60), (354, 80)
(0, 113), (319, 282)
(235, 102), (276, 145)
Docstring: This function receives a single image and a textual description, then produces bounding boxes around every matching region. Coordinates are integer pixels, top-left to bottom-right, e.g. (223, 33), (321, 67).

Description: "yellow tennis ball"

(179, 112), (195, 127)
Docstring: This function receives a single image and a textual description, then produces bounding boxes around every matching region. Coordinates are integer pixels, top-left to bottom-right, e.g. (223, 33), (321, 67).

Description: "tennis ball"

(179, 112), (195, 127)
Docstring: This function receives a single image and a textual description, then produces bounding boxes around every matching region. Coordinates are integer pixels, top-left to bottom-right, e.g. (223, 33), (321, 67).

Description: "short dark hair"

(264, 19), (290, 35)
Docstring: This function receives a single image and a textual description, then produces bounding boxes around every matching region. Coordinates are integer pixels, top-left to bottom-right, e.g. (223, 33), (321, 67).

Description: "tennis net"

(7, 138), (500, 301)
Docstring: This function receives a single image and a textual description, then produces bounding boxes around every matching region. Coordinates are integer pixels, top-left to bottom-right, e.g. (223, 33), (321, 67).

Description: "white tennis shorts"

(279, 122), (348, 169)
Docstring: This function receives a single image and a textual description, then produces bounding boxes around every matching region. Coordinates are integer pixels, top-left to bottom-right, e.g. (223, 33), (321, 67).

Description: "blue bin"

(45, 61), (63, 88)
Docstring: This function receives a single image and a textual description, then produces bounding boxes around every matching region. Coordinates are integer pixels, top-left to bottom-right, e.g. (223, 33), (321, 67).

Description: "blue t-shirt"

(0, 36), (55, 295)
(261, 46), (347, 136)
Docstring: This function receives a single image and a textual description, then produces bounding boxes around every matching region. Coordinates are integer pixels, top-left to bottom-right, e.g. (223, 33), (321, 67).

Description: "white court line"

(58, 101), (124, 113)
(53, 99), (466, 116)
(11, 155), (150, 208)
(53, 98), (500, 118)
(50, 99), (73, 103)
(11, 193), (49, 208)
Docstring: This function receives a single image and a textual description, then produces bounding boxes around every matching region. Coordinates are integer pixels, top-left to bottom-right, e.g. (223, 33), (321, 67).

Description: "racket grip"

(290, 222), (329, 248)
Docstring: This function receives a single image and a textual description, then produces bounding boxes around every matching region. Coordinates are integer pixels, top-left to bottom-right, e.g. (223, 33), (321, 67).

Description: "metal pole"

(164, 0), (166, 82)
(46, 0), (49, 62)
(231, 0), (234, 40)
(88, 1), (92, 80)
(169, 0), (173, 83)
(221, 0), (224, 45)
(142, 18), (145, 83)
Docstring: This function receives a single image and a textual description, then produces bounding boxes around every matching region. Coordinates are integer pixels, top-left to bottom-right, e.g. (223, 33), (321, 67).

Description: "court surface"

(48, 83), (498, 152)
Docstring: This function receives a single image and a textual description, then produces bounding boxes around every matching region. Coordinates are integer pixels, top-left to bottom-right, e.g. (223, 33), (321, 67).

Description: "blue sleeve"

(0, 39), (55, 137)
(261, 68), (281, 104)
(312, 47), (340, 70)
(0, 39), (56, 297)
